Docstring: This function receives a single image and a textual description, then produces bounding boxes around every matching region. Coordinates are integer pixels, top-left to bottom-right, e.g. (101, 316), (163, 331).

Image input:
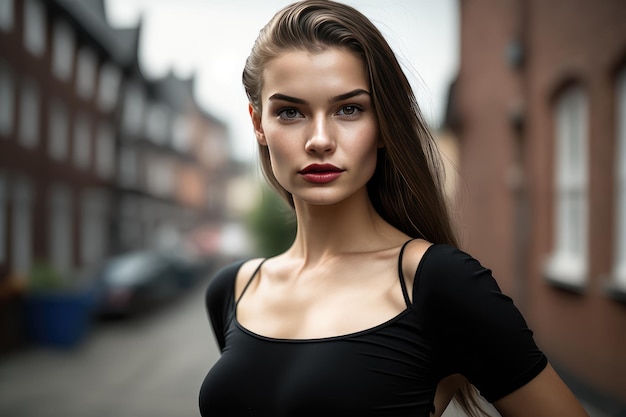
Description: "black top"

(199, 243), (547, 417)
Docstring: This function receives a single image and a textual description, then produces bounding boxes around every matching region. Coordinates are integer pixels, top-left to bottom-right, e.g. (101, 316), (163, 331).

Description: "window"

(172, 115), (192, 153)
(97, 62), (120, 112)
(614, 69), (626, 291)
(51, 19), (75, 81)
(121, 82), (145, 137)
(48, 183), (73, 277)
(146, 156), (174, 197)
(73, 112), (91, 169)
(18, 78), (39, 148)
(80, 188), (108, 266)
(11, 176), (33, 277)
(545, 85), (588, 287)
(95, 121), (115, 179)
(76, 47), (97, 100)
(23, 0), (45, 57)
(48, 98), (68, 161)
(145, 103), (169, 145)
(118, 146), (138, 188)
(0, 60), (14, 137)
(0, 0), (14, 32)
(120, 196), (142, 250)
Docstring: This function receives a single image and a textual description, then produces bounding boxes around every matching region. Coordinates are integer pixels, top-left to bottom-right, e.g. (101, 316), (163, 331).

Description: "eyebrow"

(268, 89), (370, 105)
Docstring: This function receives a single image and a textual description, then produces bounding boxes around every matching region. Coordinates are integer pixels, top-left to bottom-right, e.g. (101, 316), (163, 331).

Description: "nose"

(304, 115), (335, 154)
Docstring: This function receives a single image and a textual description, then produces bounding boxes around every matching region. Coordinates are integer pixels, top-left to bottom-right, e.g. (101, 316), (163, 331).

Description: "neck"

(286, 190), (406, 265)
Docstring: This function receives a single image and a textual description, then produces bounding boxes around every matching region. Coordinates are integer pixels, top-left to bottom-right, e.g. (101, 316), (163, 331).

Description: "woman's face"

(250, 47), (380, 207)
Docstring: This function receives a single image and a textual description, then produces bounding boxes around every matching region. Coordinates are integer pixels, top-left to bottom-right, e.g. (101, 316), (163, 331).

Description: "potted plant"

(23, 261), (96, 349)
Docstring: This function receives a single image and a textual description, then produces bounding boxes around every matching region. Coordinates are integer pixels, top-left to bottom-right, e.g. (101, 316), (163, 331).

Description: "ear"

(249, 104), (267, 146)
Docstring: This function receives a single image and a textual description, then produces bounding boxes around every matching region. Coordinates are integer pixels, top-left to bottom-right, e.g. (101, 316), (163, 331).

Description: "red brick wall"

(456, 0), (626, 402)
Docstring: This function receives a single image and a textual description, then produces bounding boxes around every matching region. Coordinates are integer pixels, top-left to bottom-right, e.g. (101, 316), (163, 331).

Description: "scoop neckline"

(234, 307), (413, 344)
(231, 243), (438, 343)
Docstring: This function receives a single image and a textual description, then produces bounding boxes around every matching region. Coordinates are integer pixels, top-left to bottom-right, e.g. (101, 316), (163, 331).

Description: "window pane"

(80, 188), (108, 266)
(97, 62), (120, 111)
(121, 83), (144, 137)
(48, 98), (69, 160)
(0, 0), (14, 32)
(23, 0), (45, 56)
(11, 176), (33, 277)
(48, 183), (72, 277)
(18, 78), (39, 148)
(95, 121), (115, 178)
(549, 85), (588, 283)
(51, 19), (75, 81)
(76, 47), (97, 100)
(73, 112), (91, 169)
(0, 60), (14, 137)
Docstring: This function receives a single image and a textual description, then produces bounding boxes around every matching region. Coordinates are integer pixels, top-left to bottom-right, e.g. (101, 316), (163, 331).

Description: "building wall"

(456, 0), (626, 407)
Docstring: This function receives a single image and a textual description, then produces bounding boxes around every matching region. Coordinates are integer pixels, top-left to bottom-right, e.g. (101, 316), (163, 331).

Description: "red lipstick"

(299, 164), (344, 184)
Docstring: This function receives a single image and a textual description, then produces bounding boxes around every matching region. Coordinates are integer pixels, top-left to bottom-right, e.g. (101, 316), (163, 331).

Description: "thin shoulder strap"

(397, 239), (415, 308)
(235, 258), (267, 306)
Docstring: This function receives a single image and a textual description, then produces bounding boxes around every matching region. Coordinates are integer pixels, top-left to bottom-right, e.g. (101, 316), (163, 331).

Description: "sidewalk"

(0, 283), (218, 417)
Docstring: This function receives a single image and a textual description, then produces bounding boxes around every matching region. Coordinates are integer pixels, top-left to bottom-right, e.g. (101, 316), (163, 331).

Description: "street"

(0, 276), (219, 417)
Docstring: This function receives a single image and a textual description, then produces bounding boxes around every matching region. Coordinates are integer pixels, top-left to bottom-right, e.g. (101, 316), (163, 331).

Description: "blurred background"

(0, 0), (624, 416)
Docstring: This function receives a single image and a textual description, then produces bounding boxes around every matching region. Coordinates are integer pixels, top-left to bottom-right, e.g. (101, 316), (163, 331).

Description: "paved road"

(0, 276), (219, 417)
(0, 272), (609, 417)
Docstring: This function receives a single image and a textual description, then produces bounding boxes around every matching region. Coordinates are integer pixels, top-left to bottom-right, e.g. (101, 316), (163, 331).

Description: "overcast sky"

(105, 0), (459, 162)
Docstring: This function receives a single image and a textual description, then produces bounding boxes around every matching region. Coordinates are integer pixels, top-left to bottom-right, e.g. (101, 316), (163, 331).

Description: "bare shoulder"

(400, 239), (433, 290)
(234, 258), (266, 299)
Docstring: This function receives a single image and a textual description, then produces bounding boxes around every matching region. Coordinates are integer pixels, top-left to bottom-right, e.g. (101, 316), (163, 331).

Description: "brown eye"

(337, 105), (363, 117)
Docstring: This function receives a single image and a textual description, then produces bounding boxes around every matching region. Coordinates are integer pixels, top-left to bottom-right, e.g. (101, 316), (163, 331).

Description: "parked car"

(93, 250), (203, 317)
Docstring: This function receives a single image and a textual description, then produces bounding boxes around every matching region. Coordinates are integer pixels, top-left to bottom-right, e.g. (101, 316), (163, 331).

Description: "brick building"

(0, 0), (234, 352)
(449, 0), (626, 413)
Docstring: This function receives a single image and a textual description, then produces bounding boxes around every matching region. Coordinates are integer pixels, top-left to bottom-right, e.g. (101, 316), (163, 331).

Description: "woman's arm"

(431, 374), (465, 417)
(494, 363), (589, 417)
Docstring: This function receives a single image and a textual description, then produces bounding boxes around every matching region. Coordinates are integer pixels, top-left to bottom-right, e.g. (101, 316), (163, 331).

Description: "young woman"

(199, 1), (589, 416)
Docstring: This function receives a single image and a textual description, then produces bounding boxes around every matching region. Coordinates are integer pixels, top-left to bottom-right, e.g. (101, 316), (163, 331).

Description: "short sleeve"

(204, 260), (245, 352)
(413, 244), (548, 402)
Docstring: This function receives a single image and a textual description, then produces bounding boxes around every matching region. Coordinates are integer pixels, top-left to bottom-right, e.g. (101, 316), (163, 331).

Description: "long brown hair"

(242, 1), (485, 415)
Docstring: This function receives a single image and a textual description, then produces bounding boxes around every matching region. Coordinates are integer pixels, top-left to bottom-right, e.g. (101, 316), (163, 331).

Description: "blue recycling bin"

(24, 289), (95, 348)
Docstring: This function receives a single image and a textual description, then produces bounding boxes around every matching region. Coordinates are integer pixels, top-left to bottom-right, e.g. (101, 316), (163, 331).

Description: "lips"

(298, 164), (344, 184)
(298, 164), (343, 175)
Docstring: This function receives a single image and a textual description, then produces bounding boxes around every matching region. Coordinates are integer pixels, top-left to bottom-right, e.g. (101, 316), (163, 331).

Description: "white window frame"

(51, 19), (75, 82)
(0, 0), (14, 32)
(23, 0), (45, 57)
(545, 85), (589, 287)
(0, 60), (14, 137)
(75, 47), (97, 100)
(18, 77), (39, 148)
(48, 97), (69, 161)
(73, 112), (91, 169)
(613, 69), (626, 291)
